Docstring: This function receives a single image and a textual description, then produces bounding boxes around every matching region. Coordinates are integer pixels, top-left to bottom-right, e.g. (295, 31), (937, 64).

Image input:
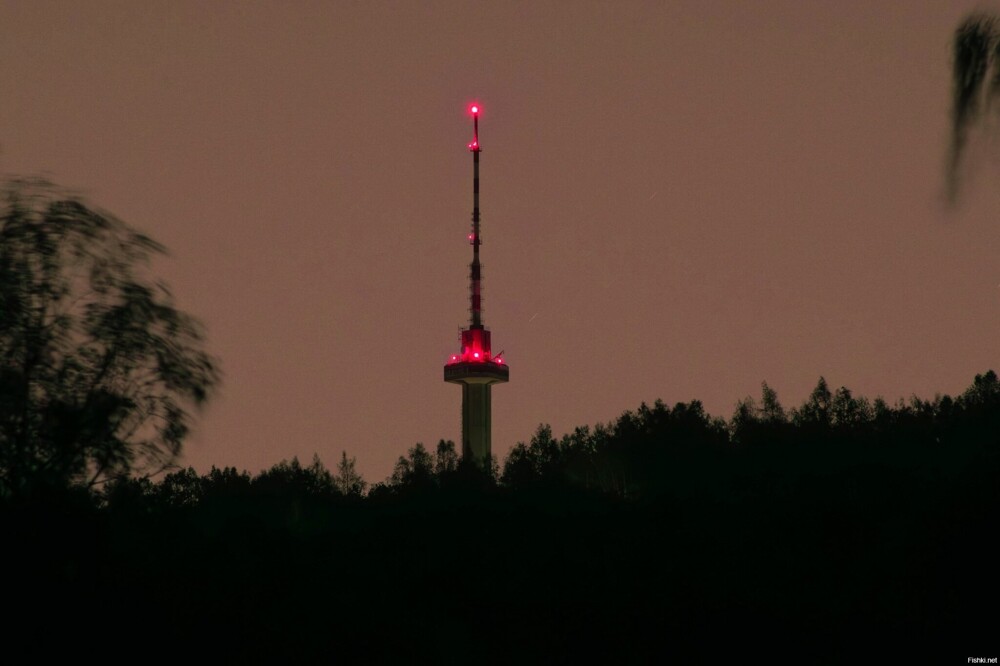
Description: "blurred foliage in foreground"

(0, 178), (218, 499)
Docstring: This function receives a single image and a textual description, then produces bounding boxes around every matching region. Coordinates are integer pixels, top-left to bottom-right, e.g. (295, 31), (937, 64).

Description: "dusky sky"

(2, 1), (998, 482)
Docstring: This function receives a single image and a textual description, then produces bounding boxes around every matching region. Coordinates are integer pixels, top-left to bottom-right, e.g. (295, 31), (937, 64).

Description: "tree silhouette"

(0, 178), (218, 498)
(335, 450), (367, 496)
(732, 382), (790, 448)
(760, 382), (785, 424)
(201, 465), (252, 499)
(501, 424), (560, 489)
(389, 442), (435, 488)
(254, 454), (338, 498)
(961, 369), (1000, 407)
(794, 376), (833, 428)
(433, 439), (458, 476)
(830, 385), (872, 429)
(947, 14), (1000, 202)
(157, 466), (203, 507)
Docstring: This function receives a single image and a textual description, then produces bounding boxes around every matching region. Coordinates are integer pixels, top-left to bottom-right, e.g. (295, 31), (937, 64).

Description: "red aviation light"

(495, 357), (503, 365)
(470, 104), (480, 115)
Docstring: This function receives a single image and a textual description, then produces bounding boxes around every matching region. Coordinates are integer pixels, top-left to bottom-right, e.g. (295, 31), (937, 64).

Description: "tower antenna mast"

(469, 104), (482, 328)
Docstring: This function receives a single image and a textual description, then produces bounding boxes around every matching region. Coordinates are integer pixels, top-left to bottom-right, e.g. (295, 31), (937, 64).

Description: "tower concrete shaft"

(461, 382), (492, 467)
(443, 104), (508, 469)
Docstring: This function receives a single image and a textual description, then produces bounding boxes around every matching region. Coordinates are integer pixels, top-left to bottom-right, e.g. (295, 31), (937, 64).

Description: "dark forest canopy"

(0, 369), (994, 510)
(68, 369), (999, 506)
(4, 373), (997, 660)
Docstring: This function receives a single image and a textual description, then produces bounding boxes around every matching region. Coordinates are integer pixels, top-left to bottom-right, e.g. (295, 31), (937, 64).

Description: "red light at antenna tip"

(470, 104), (480, 115)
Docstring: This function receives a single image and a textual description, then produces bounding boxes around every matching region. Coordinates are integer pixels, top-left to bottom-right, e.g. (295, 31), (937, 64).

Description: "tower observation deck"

(443, 104), (509, 469)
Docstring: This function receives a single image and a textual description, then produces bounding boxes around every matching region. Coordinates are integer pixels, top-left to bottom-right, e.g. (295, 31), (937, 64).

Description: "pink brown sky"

(2, 1), (998, 481)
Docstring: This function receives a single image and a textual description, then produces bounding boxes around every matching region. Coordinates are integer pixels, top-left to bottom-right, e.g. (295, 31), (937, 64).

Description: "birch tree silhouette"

(948, 14), (1000, 202)
(0, 179), (218, 497)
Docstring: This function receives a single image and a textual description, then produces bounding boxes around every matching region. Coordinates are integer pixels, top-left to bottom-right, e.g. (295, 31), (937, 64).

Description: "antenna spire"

(468, 104), (482, 328)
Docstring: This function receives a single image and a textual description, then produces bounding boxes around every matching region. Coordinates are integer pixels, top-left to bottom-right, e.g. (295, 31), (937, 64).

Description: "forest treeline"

(4, 372), (997, 661)
(55, 369), (1000, 509)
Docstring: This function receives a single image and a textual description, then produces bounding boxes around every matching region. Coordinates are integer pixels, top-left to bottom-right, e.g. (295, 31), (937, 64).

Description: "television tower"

(444, 103), (509, 469)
